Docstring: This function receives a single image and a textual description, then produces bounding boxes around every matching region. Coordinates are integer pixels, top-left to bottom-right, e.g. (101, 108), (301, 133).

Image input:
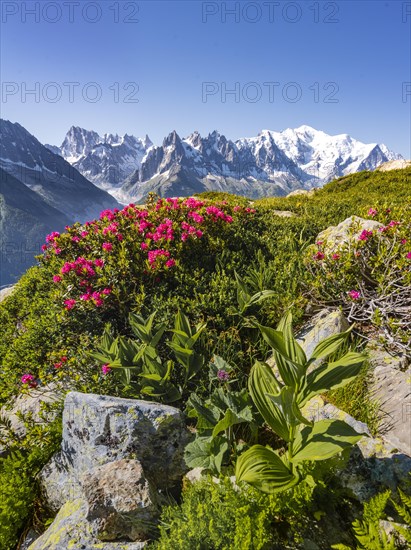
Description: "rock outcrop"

(0, 285), (15, 303)
(375, 159), (411, 172)
(83, 459), (159, 541)
(28, 499), (147, 550)
(34, 392), (192, 548)
(316, 215), (383, 250)
(367, 345), (410, 456)
(0, 384), (62, 457)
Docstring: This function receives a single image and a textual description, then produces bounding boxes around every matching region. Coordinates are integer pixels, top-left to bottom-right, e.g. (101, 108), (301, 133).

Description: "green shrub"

(0, 451), (36, 550)
(0, 418), (61, 550)
(153, 472), (328, 549)
(305, 209), (411, 357)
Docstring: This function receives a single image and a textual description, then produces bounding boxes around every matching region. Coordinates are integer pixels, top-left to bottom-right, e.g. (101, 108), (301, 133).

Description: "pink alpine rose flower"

(21, 374), (38, 388)
(101, 364), (111, 375)
(348, 290), (361, 301)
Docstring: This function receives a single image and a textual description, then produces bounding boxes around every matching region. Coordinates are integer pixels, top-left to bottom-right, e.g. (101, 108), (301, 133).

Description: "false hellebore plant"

(235, 312), (367, 494)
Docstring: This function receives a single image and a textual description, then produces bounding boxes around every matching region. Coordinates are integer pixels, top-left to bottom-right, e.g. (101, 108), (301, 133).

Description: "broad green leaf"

(210, 387), (252, 420)
(187, 322), (207, 347)
(89, 350), (113, 364)
(234, 270), (251, 306)
(187, 393), (220, 429)
(168, 342), (194, 357)
(150, 325), (166, 348)
(255, 322), (302, 387)
(187, 352), (205, 380)
(184, 435), (229, 474)
(248, 290), (277, 305)
(277, 311), (307, 366)
(248, 362), (289, 441)
(267, 386), (312, 429)
(100, 325), (114, 351)
(212, 407), (252, 438)
(138, 373), (162, 381)
(175, 310), (192, 338)
(292, 419), (365, 462)
(299, 352), (366, 405)
(213, 355), (233, 373)
(235, 445), (298, 494)
(309, 325), (353, 362)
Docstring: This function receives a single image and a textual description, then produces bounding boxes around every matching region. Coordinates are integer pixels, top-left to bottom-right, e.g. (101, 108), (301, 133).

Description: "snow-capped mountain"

(120, 125), (401, 203)
(41, 123), (401, 203)
(47, 127), (153, 191)
(248, 125), (402, 185)
(0, 119), (119, 222)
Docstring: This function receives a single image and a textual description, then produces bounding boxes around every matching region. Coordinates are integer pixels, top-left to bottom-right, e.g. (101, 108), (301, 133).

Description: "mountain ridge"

(48, 124), (402, 203)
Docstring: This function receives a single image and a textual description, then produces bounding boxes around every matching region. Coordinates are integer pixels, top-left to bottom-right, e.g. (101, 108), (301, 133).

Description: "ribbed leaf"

(292, 419), (365, 462)
(212, 408), (252, 438)
(277, 311), (307, 367)
(175, 310), (192, 338)
(267, 386), (312, 429)
(309, 325), (353, 362)
(299, 352), (366, 405)
(255, 323), (301, 387)
(248, 362), (289, 441)
(235, 445), (298, 494)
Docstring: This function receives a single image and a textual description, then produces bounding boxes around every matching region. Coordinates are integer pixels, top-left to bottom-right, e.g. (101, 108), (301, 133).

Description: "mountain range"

(0, 119), (120, 285)
(0, 118), (403, 284)
(48, 125), (402, 203)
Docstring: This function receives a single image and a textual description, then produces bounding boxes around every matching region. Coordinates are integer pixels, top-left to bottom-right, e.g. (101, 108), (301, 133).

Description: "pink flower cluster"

(358, 229), (374, 242)
(378, 220), (401, 233)
(54, 356), (68, 369)
(348, 290), (361, 301)
(100, 209), (118, 221)
(205, 205), (233, 223)
(181, 222), (203, 241)
(21, 374), (38, 388)
(55, 256), (110, 311)
(43, 231), (62, 254)
(102, 242), (113, 252)
(147, 249), (175, 270)
(80, 288), (111, 307)
(101, 364), (111, 375)
(43, 198), (256, 307)
(368, 208), (378, 217)
(152, 218), (174, 242)
(60, 257), (102, 278)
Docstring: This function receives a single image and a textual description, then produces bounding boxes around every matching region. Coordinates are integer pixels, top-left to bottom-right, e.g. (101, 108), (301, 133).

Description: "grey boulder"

(315, 215), (384, 250)
(368, 345), (411, 456)
(40, 392), (191, 513)
(83, 459), (159, 541)
(28, 499), (147, 550)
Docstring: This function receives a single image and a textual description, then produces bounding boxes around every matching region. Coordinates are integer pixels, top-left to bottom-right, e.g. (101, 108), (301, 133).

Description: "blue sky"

(1, 0), (410, 156)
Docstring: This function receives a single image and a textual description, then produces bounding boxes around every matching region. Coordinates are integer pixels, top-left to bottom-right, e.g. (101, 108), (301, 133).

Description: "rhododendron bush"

(306, 208), (411, 356)
(42, 196), (255, 316)
(0, 194), (274, 402)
